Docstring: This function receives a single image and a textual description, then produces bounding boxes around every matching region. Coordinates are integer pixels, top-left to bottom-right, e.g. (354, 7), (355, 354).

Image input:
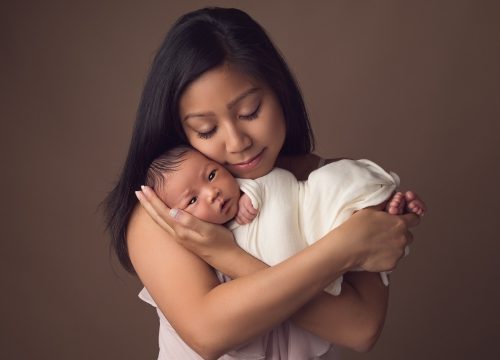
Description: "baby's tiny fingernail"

(169, 208), (179, 219)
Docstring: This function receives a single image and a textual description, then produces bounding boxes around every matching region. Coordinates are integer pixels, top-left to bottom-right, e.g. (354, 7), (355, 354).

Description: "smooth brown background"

(2, 1), (499, 359)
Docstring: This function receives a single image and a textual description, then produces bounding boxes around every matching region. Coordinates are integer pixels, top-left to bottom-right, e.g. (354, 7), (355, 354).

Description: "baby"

(145, 145), (425, 294)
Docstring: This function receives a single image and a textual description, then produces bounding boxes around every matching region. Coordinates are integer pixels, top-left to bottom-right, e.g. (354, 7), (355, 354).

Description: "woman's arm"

(134, 186), (417, 356)
(201, 209), (408, 351)
(206, 240), (389, 352)
(128, 203), (380, 359)
(292, 272), (388, 352)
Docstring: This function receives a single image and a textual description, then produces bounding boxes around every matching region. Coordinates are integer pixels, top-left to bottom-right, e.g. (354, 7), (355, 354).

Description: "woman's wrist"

(203, 242), (268, 278)
(324, 225), (364, 272)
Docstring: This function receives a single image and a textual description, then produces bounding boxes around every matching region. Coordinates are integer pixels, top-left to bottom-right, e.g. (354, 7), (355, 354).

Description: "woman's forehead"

(179, 65), (263, 113)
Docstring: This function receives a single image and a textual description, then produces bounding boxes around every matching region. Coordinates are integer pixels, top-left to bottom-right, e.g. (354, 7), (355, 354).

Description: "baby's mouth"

(221, 199), (230, 213)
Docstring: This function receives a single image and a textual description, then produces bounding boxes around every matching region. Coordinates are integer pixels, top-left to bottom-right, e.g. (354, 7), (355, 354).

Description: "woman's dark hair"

(103, 7), (315, 273)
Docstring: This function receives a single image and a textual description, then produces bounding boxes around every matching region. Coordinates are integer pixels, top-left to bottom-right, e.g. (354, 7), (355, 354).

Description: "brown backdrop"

(2, 1), (499, 359)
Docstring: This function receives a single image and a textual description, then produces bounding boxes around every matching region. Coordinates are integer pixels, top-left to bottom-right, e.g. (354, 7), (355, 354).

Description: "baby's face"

(161, 150), (240, 224)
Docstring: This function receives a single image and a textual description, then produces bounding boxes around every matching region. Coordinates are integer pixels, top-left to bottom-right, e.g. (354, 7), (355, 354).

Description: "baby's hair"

(145, 145), (194, 198)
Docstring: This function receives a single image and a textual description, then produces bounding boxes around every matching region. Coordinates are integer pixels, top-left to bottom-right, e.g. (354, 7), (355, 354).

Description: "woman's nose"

(225, 123), (252, 153)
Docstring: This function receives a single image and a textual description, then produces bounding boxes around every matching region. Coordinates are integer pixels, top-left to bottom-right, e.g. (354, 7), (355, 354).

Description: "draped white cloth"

(228, 159), (400, 295)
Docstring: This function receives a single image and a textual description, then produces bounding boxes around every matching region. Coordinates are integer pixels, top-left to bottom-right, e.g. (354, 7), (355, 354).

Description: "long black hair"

(103, 7), (315, 273)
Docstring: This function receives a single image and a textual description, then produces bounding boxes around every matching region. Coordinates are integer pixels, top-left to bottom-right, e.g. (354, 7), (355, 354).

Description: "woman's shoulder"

(127, 205), (218, 289)
(127, 205), (220, 320)
(127, 204), (163, 250)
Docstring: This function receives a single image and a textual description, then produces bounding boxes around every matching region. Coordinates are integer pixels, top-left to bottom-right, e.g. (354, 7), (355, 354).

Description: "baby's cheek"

(229, 203), (239, 220)
(192, 206), (212, 223)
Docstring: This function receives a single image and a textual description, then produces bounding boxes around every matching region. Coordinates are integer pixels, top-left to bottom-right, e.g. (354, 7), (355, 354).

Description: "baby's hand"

(235, 194), (259, 225)
(386, 190), (426, 216)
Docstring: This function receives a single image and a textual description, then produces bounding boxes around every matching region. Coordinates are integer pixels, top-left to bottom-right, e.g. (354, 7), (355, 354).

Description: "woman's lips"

(230, 149), (265, 172)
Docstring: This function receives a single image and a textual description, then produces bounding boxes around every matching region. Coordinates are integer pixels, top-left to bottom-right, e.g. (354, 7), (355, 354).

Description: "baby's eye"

(188, 196), (197, 205)
(208, 170), (216, 181)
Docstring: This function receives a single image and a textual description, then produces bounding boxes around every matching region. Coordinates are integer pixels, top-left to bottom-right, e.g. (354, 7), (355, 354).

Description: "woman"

(104, 7), (419, 359)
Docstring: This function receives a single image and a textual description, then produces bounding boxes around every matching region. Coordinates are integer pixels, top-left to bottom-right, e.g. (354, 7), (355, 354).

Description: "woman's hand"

(336, 208), (420, 272)
(135, 186), (237, 263)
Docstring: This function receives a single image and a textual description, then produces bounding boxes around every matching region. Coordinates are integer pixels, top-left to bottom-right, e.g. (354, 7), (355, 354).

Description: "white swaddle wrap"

(228, 159), (401, 295)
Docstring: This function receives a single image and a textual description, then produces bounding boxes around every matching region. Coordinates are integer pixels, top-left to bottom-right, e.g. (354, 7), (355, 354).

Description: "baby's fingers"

(235, 211), (253, 225)
(136, 186), (175, 236)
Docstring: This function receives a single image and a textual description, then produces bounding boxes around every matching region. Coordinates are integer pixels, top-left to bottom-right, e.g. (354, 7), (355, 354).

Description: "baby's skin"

(386, 191), (426, 216)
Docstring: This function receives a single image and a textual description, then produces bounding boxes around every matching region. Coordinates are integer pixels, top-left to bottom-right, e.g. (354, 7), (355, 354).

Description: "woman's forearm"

(183, 233), (358, 358)
(208, 243), (268, 278)
(292, 272), (388, 351)
(344, 271), (389, 348)
(210, 242), (388, 352)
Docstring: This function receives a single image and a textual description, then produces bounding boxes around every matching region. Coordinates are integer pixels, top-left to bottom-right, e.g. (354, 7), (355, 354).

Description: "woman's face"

(179, 65), (286, 179)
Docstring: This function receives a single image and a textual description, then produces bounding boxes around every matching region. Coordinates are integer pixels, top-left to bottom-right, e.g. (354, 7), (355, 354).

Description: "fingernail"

(169, 208), (179, 219)
(141, 185), (146, 191)
(135, 191), (143, 201)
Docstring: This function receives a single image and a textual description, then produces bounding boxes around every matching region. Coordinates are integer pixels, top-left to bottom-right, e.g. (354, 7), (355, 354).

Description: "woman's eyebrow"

(227, 87), (261, 110)
(183, 111), (215, 122)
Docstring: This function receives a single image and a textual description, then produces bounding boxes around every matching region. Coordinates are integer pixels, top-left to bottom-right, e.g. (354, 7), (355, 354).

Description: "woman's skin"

(131, 64), (419, 359)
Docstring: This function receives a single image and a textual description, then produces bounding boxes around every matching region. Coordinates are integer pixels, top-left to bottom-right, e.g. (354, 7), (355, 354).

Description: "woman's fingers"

(167, 208), (209, 237)
(398, 213), (419, 249)
(399, 212), (420, 228)
(405, 230), (414, 247)
(135, 186), (175, 236)
(137, 187), (204, 238)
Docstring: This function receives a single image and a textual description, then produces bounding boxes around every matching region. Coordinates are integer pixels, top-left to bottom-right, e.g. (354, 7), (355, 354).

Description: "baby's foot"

(405, 190), (426, 216)
(386, 191), (406, 215)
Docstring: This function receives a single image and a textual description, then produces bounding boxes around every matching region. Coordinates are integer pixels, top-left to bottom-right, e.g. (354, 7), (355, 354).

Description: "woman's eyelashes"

(197, 127), (217, 139)
(240, 102), (261, 120)
(195, 103), (262, 139)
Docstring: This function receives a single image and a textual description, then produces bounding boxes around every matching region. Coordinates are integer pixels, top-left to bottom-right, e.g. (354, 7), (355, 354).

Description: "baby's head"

(146, 146), (241, 224)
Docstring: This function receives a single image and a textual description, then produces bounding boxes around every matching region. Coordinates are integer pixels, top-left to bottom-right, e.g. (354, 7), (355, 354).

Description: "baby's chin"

(220, 208), (238, 225)
(205, 212), (235, 225)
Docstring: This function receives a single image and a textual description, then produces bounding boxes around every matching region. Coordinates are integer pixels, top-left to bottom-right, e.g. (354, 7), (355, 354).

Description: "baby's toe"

(405, 190), (416, 201)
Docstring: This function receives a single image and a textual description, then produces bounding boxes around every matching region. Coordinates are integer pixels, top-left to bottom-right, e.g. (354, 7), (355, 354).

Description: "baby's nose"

(207, 187), (221, 202)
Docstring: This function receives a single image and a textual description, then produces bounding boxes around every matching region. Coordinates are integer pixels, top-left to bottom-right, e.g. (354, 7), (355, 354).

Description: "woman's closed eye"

(194, 102), (261, 139)
(197, 127), (217, 139)
(239, 102), (261, 120)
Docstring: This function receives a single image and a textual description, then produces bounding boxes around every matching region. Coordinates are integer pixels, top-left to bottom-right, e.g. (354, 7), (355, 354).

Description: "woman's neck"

(276, 153), (322, 181)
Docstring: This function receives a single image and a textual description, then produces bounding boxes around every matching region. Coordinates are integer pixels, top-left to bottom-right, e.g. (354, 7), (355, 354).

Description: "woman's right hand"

(336, 208), (420, 272)
(135, 186), (238, 262)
